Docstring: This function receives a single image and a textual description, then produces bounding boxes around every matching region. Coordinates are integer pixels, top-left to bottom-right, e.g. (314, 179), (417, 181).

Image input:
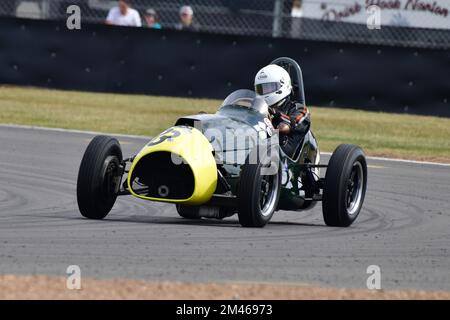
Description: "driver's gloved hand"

(271, 110), (290, 124)
(271, 110), (291, 136)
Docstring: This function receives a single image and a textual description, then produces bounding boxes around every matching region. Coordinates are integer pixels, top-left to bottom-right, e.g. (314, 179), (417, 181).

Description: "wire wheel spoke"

(259, 171), (278, 216)
(346, 161), (364, 215)
(103, 158), (118, 199)
(260, 179), (269, 206)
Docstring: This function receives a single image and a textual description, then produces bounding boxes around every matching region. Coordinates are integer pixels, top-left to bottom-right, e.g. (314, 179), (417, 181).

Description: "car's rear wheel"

(322, 144), (367, 227)
(176, 205), (201, 219)
(77, 135), (123, 220)
(237, 147), (281, 227)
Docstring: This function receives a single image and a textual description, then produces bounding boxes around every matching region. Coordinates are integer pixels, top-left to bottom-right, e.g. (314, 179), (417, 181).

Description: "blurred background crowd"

(104, 1), (199, 31)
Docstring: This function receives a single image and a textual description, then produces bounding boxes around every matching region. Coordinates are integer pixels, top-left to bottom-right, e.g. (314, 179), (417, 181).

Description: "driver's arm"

(289, 104), (310, 135)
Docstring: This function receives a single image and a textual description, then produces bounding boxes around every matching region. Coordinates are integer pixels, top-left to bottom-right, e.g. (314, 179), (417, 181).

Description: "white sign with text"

(302, 0), (450, 29)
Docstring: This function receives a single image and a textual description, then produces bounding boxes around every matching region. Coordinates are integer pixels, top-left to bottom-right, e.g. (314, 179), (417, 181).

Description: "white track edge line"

(320, 152), (450, 167)
(1, 123), (449, 167)
(0, 123), (151, 140)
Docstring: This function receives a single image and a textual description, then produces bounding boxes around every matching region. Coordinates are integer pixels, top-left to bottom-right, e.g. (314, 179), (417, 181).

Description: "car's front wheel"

(77, 135), (123, 220)
(322, 144), (367, 227)
(237, 147), (281, 227)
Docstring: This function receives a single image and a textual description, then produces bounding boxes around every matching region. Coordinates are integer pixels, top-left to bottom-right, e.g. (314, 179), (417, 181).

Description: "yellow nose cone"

(127, 126), (217, 205)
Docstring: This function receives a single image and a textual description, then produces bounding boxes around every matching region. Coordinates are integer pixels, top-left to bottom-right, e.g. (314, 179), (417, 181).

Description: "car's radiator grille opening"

(130, 152), (195, 200)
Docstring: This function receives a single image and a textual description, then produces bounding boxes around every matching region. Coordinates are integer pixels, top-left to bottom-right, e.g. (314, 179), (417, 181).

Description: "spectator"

(175, 5), (200, 31)
(291, 0), (303, 18)
(144, 8), (162, 29)
(106, 0), (142, 27)
(290, 0), (303, 38)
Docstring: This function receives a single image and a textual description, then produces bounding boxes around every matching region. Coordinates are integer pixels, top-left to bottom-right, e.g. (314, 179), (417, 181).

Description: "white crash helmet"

(254, 64), (292, 107)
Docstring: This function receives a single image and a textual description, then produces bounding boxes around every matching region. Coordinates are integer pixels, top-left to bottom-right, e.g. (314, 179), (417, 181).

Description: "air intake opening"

(130, 152), (194, 200)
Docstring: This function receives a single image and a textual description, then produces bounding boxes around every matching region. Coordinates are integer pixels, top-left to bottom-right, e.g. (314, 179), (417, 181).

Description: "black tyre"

(322, 144), (367, 227)
(176, 204), (201, 219)
(77, 135), (123, 219)
(237, 147), (281, 227)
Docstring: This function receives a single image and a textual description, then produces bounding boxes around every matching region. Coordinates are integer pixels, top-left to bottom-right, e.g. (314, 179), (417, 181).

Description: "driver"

(254, 64), (311, 157)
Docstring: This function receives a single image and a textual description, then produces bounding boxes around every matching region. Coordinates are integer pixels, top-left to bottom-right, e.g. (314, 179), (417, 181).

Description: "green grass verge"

(1, 86), (449, 162)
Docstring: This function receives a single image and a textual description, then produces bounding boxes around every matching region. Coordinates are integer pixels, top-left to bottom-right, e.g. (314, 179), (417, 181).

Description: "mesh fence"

(1, 0), (449, 49)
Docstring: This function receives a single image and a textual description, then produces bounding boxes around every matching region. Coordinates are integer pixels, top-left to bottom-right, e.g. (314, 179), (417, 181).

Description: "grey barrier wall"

(0, 17), (449, 116)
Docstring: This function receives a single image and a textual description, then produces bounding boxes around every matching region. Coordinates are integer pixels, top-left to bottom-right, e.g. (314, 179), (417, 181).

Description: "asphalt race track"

(0, 125), (449, 291)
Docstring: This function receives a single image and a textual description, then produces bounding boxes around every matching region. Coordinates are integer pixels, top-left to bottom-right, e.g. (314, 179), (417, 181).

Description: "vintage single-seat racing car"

(77, 57), (367, 227)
